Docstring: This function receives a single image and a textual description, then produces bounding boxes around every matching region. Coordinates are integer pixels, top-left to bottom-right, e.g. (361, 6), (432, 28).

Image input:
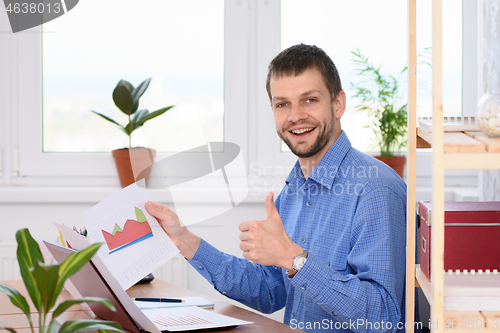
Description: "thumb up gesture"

(239, 192), (303, 269)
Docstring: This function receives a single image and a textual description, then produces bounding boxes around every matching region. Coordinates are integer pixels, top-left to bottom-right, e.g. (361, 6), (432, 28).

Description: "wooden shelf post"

(405, 0), (417, 332)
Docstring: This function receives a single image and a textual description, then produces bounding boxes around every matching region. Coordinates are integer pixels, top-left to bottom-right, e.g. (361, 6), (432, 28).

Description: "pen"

(133, 297), (184, 303)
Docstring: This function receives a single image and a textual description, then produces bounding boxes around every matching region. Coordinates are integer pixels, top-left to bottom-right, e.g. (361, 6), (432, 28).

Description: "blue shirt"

(189, 131), (407, 333)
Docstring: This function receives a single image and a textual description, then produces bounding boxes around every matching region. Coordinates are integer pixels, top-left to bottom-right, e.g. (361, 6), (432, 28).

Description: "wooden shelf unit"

(416, 129), (500, 169)
(406, 1), (500, 332)
(415, 265), (500, 311)
(417, 128), (500, 154)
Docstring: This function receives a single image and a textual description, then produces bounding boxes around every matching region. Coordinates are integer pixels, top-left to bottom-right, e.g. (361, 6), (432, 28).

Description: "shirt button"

(291, 312), (295, 318)
(301, 285), (306, 290)
(332, 312), (337, 316)
(301, 237), (306, 243)
(306, 201), (312, 207)
(327, 263), (330, 267)
(198, 266), (204, 271)
(222, 291), (227, 296)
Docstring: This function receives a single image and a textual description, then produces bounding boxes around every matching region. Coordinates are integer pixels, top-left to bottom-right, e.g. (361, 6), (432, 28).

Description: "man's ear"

(333, 90), (347, 119)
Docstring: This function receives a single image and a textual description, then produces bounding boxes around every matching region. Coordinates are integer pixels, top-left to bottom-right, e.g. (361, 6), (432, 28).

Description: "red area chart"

(102, 207), (153, 253)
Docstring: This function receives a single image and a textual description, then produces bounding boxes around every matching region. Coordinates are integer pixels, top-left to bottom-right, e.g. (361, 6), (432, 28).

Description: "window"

(42, 0), (224, 153)
(416, 0), (464, 118)
(6, 0), (250, 186)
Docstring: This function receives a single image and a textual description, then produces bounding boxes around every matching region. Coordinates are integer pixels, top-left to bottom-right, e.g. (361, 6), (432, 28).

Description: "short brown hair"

(265, 44), (342, 102)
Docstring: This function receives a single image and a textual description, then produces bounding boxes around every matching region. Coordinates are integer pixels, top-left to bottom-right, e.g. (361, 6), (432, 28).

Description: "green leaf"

(58, 319), (124, 333)
(90, 111), (127, 135)
(54, 243), (102, 305)
(0, 284), (31, 320)
(124, 122), (138, 136)
(15, 229), (43, 312)
(136, 105), (174, 127)
(131, 78), (151, 104)
(31, 261), (62, 315)
(124, 109), (153, 135)
(112, 85), (135, 116)
(115, 80), (140, 114)
(131, 109), (149, 123)
(53, 298), (115, 319)
(0, 326), (17, 333)
(116, 80), (134, 92)
(131, 101), (139, 115)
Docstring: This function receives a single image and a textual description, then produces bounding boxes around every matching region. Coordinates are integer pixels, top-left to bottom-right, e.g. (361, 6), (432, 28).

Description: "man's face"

(270, 67), (341, 159)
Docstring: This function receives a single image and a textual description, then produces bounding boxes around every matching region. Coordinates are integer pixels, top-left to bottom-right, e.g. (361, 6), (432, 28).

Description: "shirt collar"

(285, 131), (352, 190)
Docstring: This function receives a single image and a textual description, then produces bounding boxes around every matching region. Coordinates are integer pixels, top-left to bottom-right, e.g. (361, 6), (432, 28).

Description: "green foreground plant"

(350, 49), (408, 157)
(0, 229), (124, 333)
(91, 78), (175, 149)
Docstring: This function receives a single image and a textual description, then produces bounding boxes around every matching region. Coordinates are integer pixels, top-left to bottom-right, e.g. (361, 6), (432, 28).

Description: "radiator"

(0, 242), (21, 280)
(0, 242), (188, 288)
(152, 254), (188, 288)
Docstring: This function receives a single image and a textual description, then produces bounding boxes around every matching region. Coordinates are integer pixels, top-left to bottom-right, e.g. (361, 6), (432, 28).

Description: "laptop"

(43, 241), (248, 332)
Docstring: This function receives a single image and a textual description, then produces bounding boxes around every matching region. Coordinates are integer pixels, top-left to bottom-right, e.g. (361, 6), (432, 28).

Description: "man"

(146, 44), (407, 333)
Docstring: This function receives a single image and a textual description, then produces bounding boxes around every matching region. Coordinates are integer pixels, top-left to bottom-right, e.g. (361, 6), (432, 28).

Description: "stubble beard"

(278, 118), (335, 159)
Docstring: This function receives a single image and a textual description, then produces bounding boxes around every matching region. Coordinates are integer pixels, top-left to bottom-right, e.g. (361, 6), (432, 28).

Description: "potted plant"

(0, 229), (124, 333)
(350, 49), (408, 178)
(91, 78), (175, 187)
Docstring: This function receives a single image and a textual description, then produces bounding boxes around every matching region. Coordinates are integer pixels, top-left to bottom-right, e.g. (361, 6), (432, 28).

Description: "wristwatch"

(286, 250), (308, 278)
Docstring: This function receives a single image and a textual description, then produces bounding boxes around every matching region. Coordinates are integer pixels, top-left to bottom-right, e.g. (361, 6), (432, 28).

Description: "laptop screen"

(43, 241), (142, 333)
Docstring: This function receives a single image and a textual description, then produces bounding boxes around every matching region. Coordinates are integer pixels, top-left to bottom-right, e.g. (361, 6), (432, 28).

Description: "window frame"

(250, 0), (479, 186)
(0, 10), (9, 185)
(7, 0), (251, 186)
(462, 0), (480, 116)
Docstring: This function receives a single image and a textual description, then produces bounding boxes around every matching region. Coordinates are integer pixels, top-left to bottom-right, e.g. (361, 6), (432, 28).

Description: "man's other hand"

(146, 201), (200, 260)
(239, 192), (303, 269)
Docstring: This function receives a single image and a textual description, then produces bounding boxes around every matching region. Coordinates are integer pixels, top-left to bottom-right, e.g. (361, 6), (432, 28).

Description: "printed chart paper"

(83, 180), (179, 290)
(142, 306), (252, 332)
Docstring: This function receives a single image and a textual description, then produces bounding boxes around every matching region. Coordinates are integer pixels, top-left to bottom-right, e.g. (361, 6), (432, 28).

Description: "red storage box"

(419, 201), (500, 280)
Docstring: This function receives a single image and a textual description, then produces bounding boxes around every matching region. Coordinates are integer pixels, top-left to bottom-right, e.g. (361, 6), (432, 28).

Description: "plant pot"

(112, 148), (156, 188)
(375, 156), (406, 178)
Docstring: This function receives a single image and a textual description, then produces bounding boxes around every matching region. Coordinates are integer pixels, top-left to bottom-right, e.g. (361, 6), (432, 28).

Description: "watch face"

(294, 256), (307, 270)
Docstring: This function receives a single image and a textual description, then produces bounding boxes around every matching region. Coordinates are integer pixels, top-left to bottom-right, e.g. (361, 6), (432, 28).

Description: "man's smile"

(290, 127), (316, 135)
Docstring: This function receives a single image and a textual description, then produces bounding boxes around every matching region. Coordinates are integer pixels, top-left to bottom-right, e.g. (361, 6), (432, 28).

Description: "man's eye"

(276, 103), (287, 108)
(306, 98), (316, 103)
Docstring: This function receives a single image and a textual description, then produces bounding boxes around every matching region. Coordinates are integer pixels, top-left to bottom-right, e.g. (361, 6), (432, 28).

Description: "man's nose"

(287, 104), (307, 123)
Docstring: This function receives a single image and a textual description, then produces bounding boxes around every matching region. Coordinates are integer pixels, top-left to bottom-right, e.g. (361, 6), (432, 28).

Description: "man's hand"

(239, 192), (303, 270)
(146, 201), (200, 260)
